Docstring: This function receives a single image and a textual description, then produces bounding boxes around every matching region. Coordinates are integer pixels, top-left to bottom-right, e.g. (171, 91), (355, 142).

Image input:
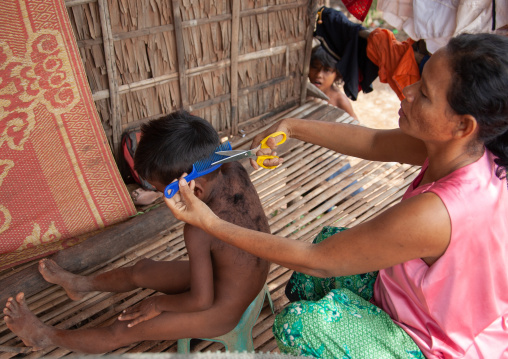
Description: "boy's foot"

(3, 293), (51, 350)
(131, 188), (163, 206)
(39, 259), (87, 301)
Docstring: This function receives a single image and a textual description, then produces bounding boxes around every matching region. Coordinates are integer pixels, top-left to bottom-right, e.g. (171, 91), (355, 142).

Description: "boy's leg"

(39, 258), (190, 300)
(274, 288), (424, 359)
(4, 292), (239, 354)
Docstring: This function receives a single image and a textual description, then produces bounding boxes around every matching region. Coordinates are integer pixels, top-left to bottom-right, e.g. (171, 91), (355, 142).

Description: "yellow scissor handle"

(256, 155), (279, 169)
(255, 131), (286, 169)
(260, 131), (287, 149)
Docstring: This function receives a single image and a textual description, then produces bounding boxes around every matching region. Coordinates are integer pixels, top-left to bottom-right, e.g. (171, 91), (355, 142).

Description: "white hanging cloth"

(377, 0), (508, 53)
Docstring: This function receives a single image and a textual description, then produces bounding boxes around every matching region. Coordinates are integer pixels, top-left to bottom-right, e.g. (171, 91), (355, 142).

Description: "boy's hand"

(118, 297), (162, 327)
(164, 177), (217, 230)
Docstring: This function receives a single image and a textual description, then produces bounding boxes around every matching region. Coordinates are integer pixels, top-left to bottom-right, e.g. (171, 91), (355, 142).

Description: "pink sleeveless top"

(374, 150), (508, 358)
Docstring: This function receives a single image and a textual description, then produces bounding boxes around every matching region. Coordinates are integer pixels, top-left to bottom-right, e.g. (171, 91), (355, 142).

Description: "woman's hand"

(118, 296), (162, 327)
(164, 177), (217, 230)
(250, 119), (292, 169)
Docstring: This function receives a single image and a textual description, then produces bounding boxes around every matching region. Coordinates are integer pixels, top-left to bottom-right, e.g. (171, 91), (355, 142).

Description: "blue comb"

(164, 141), (232, 199)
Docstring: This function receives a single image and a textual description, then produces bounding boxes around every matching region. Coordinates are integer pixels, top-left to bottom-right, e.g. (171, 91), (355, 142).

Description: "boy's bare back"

(185, 161), (270, 318)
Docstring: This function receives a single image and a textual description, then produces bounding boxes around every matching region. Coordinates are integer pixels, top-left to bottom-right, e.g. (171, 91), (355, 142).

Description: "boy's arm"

(180, 224), (215, 309)
(118, 225), (214, 327)
(153, 224), (215, 310)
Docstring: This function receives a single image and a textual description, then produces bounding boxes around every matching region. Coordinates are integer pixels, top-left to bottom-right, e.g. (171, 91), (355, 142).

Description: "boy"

(308, 46), (358, 119)
(3, 111), (271, 353)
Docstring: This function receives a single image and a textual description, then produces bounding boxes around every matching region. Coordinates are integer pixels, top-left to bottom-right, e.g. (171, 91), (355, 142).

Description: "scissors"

(212, 131), (287, 169)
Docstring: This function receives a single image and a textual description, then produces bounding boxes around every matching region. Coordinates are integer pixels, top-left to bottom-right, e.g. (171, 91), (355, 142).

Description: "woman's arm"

(251, 118), (428, 169)
(165, 178), (451, 277)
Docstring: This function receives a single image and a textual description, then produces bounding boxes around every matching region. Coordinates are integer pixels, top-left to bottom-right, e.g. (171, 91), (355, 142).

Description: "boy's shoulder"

(209, 162), (270, 233)
(329, 87), (356, 117)
(221, 161), (249, 175)
(329, 86), (348, 102)
(211, 162), (256, 201)
(223, 162), (261, 201)
(220, 162), (253, 186)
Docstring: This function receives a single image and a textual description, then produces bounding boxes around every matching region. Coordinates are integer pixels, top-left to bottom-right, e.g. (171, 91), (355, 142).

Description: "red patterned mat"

(0, 0), (136, 270)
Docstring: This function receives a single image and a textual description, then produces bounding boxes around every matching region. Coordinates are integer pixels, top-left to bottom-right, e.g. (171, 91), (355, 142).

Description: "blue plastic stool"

(177, 284), (273, 353)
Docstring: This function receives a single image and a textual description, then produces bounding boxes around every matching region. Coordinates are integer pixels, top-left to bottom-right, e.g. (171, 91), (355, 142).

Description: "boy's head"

(308, 46), (343, 91)
(134, 111), (220, 189)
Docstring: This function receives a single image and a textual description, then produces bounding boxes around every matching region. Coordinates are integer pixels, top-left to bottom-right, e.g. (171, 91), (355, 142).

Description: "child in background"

(3, 111), (271, 353)
(308, 46), (358, 119)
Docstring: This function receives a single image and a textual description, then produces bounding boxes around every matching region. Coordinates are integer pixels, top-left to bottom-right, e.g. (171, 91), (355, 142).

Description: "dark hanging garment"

(314, 7), (379, 100)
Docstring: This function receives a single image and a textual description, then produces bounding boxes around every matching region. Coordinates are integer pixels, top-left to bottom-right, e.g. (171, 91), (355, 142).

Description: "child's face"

(308, 59), (337, 92)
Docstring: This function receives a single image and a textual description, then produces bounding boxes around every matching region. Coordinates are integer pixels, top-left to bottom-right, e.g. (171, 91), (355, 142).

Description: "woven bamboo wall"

(65, 0), (318, 156)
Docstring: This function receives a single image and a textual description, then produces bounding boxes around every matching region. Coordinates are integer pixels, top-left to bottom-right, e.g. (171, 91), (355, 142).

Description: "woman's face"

(399, 49), (459, 143)
(308, 59), (337, 92)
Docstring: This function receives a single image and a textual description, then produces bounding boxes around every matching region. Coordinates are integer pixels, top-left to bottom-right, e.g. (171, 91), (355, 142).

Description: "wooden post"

(172, 0), (189, 111)
(230, 0), (240, 136)
(98, 0), (122, 159)
(300, 0), (319, 105)
(286, 46), (290, 78)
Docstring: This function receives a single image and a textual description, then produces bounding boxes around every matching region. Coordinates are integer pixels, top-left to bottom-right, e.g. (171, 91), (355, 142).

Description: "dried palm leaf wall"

(65, 0), (318, 157)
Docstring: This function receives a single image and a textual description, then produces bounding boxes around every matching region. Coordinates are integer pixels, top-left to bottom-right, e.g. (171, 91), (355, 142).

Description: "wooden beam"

(239, 1), (307, 17)
(171, 0), (189, 110)
(65, 0), (96, 7)
(300, 0), (319, 105)
(97, 0), (122, 159)
(230, 0), (240, 136)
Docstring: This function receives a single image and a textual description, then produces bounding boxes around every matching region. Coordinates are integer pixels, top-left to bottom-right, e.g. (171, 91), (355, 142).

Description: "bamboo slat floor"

(0, 101), (419, 357)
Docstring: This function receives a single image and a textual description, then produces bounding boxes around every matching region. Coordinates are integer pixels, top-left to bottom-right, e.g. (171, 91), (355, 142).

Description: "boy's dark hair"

(446, 33), (508, 178)
(310, 46), (343, 82)
(134, 110), (220, 185)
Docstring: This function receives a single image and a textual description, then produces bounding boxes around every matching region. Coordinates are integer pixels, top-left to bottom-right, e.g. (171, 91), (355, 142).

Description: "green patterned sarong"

(273, 227), (424, 359)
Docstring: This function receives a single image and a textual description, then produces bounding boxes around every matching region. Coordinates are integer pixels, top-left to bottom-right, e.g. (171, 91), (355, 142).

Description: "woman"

(165, 33), (508, 358)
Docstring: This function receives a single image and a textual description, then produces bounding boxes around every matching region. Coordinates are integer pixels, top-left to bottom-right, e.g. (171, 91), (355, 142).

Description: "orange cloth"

(0, 0), (136, 270)
(366, 28), (420, 100)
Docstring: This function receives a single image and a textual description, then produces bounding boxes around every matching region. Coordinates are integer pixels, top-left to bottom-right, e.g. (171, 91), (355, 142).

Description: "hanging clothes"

(340, 0), (373, 22)
(366, 28), (421, 100)
(377, 0), (508, 53)
(314, 7), (379, 101)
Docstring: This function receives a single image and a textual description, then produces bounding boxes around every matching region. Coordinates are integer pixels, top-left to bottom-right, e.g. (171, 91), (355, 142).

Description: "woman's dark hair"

(446, 33), (508, 178)
(310, 46), (343, 82)
(134, 110), (220, 185)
